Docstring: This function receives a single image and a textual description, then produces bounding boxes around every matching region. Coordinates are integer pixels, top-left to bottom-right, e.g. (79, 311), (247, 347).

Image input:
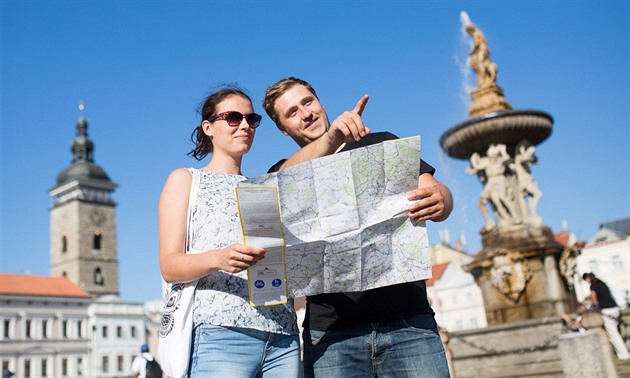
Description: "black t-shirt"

(591, 280), (618, 309)
(269, 132), (436, 331)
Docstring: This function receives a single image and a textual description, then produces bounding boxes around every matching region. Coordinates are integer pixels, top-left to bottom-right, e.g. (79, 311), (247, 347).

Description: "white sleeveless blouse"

(189, 169), (298, 335)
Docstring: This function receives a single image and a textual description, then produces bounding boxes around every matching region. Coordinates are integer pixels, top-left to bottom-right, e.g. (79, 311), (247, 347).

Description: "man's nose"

(298, 106), (312, 120)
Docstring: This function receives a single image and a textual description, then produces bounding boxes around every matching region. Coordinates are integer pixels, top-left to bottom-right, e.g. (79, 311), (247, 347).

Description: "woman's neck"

(203, 154), (243, 175)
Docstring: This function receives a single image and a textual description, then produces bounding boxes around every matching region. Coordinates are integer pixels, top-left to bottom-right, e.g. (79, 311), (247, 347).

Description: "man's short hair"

(263, 77), (318, 126)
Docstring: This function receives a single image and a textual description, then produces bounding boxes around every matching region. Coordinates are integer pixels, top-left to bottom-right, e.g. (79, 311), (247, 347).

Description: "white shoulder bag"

(158, 168), (202, 378)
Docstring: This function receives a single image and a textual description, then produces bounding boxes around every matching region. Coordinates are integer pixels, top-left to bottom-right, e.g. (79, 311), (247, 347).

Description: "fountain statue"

(440, 14), (580, 325)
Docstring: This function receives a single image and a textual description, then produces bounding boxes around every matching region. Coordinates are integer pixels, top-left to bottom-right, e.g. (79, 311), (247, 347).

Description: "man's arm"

(278, 95), (370, 170)
(590, 289), (599, 307)
(406, 173), (453, 222)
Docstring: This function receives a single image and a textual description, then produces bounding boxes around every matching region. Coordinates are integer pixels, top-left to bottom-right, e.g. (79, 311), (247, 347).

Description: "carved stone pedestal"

(466, 225), (578, 325)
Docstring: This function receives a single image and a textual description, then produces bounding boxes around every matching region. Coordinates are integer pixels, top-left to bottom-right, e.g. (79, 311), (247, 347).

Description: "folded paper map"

(236, 136), (432, 306)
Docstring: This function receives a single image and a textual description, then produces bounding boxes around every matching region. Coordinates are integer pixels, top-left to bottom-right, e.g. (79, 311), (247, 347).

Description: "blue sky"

(2, 1), (628, 303)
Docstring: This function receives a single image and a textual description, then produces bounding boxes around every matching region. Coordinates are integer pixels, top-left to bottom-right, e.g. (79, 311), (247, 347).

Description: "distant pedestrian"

(131, 343), (162, 378)
(2, 367), (14, 378)
(583, 272), (630, 360)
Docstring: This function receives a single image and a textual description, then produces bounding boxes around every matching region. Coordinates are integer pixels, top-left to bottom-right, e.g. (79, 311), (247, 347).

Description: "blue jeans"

(189, 323), (301, 377)
(302, 314), (450, 378)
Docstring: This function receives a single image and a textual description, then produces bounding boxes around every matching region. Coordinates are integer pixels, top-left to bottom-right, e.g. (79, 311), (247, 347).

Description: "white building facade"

(87, 299), (147, 378)
(0, 275), (91, 378)
(574, 219), (630, 306)
(427, 263), (488, 331)
(427, 244), (487, 331)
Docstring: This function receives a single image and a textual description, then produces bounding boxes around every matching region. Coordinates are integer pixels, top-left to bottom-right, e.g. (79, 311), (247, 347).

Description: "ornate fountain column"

(440, 18), (579, 325)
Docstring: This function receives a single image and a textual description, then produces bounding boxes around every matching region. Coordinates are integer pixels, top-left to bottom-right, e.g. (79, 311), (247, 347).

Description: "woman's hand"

(217, 243), (266, 273)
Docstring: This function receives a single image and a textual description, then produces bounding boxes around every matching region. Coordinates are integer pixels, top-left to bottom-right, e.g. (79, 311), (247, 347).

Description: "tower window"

(62, 236), (67, 253)
(93, 231), (102, 250)
(94, 268), (104, 286)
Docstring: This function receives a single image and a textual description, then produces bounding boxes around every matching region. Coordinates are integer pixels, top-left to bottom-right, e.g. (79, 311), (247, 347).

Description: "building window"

(62, 236), (67, 253)
(612, 255), (623, 271)
(42, 319), (48, 339)
(470, 318), (478, 329)
(61, 358), (68, 377)
(25, 319), (32, 338)
(41, 359), (47, 377)
(131, 326), (137, 338)
(455, 319), (463, 330)
(117, 355), (124, 372)
(77, 357), (83, 376)
(77, 320), (82, 338)
(102, 326), (108, 338)
(93, 231), (102, 250)
(117, 326), (122, 338)
(94, 268), (104, 286)
(102, 356), (109, 373)
(62, 320), (67, 338)
(3, 319), (10, 339)
(24, 359), (31, 378)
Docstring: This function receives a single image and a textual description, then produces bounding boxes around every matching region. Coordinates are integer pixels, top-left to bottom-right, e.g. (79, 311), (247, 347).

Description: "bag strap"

(185, 168), (201, 254)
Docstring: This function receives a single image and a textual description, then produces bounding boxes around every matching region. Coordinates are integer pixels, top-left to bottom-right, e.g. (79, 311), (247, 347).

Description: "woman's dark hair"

(188, 86), (253, 161)
(582, 272), (597, 282)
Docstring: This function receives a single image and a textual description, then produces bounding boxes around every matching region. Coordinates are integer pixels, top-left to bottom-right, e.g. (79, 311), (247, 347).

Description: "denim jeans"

(189, 323), (301, 377)
(302, 314), (450, 378)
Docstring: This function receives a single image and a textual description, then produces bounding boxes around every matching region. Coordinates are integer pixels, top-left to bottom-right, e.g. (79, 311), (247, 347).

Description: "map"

(238, 136), (432, 300)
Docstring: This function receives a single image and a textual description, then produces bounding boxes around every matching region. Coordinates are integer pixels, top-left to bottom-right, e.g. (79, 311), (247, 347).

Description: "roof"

(599, 218), (630, 238)
(426, 262), (449, 287)
(554, 231), (571, 246)
(0, 274), (90, 298)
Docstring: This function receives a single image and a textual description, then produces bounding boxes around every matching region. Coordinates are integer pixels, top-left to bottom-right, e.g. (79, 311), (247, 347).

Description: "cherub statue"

(512, 140), (543, 226)
(466, 144), (518, 230)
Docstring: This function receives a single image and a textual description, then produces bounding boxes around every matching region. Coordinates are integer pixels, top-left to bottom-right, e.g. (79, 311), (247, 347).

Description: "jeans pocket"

(304, 328), (327, 346)
(401, 314), (439, 336)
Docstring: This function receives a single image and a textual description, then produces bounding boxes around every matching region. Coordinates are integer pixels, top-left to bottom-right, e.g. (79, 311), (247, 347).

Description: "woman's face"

(202, 95), (257, 157)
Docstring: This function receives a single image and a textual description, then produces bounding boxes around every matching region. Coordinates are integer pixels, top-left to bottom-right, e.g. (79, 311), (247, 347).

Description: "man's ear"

(276, 123), (289, 137)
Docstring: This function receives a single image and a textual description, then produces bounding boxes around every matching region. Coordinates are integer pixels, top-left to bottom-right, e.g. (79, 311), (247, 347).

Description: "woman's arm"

(158, 169), (266, 283)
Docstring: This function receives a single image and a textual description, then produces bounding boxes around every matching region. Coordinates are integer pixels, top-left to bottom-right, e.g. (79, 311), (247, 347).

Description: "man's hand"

(325, 94), (370, 146)
(407, 175), (453, 222)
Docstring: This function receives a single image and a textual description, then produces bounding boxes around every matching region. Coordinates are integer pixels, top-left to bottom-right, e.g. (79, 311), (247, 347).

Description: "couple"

(159, 77), (453, 377)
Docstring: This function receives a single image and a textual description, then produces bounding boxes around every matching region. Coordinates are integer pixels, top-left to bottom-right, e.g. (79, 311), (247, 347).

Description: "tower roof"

(52, 114), (117, 191)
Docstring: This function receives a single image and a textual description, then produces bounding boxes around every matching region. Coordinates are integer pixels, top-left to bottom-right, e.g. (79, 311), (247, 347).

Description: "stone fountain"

(440, 17), (579, 325)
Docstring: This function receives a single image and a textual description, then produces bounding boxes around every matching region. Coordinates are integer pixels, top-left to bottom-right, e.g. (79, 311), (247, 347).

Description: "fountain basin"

(440, 110), (553, 160)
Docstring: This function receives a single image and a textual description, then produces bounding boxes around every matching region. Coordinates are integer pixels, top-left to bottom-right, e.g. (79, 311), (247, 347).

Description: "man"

(131, 343), (162, 378)
(583, 272), (630, 360)
(263, 77), (453, 377)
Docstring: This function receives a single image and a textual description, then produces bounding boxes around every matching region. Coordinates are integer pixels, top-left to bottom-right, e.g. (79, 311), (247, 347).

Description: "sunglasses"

(207, 111), (262, 128)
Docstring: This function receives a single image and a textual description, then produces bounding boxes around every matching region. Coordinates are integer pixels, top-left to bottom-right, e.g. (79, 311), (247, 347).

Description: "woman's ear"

(202, 120), (213, 137)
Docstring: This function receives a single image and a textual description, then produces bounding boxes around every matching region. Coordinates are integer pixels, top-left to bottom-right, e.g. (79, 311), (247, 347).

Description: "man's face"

(273, 84), (330, 147)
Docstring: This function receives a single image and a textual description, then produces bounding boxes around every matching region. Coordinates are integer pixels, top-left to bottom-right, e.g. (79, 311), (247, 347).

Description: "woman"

(159, 87), (300, 376)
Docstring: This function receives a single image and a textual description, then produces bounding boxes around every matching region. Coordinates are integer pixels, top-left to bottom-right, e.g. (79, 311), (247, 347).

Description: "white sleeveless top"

(189, 169), (298, 335)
